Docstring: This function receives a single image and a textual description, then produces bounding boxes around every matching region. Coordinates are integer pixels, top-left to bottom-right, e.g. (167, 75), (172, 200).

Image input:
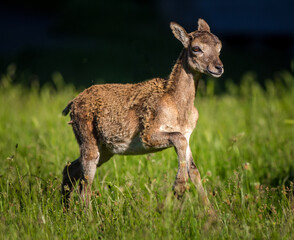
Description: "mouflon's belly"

(105, 134), (167, 155)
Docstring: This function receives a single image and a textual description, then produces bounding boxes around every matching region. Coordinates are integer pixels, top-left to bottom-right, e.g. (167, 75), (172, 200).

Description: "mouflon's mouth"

(206, 67), (223, 77)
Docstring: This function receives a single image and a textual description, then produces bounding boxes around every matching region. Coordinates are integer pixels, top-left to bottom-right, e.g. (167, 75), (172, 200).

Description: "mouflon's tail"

(62, 101), (73, 116)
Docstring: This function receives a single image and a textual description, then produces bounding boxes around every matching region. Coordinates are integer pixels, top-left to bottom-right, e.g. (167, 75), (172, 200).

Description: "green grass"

(0, 66), (294, 239)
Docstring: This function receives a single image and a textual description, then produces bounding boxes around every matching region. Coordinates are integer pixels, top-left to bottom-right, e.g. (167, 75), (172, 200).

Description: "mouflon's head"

(170, 18), (223, 77)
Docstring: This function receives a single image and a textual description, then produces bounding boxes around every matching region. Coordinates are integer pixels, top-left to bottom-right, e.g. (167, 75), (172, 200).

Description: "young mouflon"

(61, 18), (223, 209)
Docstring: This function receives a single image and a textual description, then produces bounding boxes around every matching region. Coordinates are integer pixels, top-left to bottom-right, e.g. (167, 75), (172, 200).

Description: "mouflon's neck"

(167, 49), (202, 102)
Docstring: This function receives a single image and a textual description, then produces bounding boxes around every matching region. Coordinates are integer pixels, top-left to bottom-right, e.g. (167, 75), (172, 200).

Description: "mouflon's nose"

(215, 65), (224, 74)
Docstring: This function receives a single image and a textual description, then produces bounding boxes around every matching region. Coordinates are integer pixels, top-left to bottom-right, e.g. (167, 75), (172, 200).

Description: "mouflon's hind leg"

(61, 158), (82, 208)
(78, 143), (99, 207)
(143, 131), (189, 199)
(69, 117), (100, 208)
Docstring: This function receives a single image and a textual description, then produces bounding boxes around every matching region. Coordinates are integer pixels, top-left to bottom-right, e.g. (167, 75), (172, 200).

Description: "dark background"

(0, 0), (293, 90)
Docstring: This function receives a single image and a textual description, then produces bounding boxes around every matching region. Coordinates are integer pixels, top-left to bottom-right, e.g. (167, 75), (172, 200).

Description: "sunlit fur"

(61, 19), (223, 212)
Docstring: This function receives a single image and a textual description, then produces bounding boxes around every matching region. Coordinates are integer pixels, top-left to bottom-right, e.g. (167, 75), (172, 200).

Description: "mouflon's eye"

(192, 46), (202, 52)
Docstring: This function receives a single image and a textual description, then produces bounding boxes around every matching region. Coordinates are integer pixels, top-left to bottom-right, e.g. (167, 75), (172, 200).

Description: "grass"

(0, 65), (294, 239)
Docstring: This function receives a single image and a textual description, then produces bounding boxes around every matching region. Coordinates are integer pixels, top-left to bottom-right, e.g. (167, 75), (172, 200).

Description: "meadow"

(0, 65), (293, 239)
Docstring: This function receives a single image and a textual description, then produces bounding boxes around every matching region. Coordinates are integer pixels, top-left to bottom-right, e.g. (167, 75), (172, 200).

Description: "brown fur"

(61, 18), (223, 210)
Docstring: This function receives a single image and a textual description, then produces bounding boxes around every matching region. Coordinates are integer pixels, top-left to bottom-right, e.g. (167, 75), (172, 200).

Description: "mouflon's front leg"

(143, 131), (189, 198)
(185, 146), (211, 206)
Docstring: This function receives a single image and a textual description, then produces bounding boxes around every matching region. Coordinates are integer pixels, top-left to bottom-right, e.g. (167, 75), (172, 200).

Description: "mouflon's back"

(63, 77), (170, 147)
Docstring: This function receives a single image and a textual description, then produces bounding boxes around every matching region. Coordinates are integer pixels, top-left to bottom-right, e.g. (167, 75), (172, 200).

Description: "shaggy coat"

(61, 19), (223, 209)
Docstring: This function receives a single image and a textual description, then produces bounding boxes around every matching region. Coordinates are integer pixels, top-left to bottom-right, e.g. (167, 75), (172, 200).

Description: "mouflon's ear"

(198, 18), (210, 32)
(170, 22), (190, 48)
